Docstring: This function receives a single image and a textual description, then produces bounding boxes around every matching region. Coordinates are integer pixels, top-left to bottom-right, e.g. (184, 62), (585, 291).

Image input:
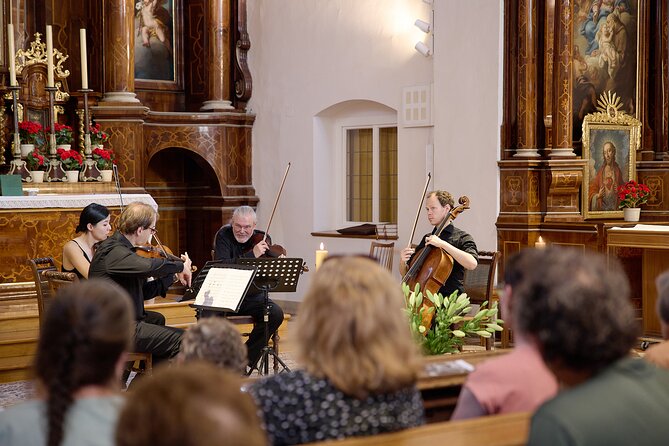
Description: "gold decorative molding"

(15, 33), (70, 102)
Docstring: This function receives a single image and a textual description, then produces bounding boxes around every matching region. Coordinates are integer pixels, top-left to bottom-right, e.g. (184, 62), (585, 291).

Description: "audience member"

(116, 362), (265, 446)
(62, 203), (111, 279)
(177, 317), (247, 374)
(0, 280), (133, 446)
(451, 249), (558, 419)
(643, 270), (669, 369)
(249, 256), (424, 446)
(520, 248), (669, 445)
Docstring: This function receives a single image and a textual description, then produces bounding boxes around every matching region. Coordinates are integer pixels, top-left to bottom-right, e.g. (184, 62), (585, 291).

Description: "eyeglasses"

(148, 227), (157, 234)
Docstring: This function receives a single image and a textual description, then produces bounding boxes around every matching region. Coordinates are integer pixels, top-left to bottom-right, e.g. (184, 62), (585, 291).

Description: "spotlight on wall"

(414, 41), (432, 57)
(414, 19), (431, 34)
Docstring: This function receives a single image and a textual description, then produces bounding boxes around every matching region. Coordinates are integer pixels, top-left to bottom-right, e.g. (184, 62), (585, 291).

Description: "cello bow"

(406, 173), (432, 249)
(263, 162), (291, 243)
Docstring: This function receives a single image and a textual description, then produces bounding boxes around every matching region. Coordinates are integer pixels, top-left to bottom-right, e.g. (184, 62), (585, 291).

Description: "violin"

(134, 237), (197, 272)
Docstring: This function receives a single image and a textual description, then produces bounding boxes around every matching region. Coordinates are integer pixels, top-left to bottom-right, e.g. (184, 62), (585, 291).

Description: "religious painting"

(134, 0), (181, 89)
(582, 95), (641, 219)
(572, 0), (641, 141)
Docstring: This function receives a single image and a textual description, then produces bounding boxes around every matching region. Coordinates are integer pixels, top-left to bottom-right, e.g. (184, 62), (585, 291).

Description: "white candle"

(80, 29), (88, 89)
(315, 242), (328, 270)
(535, 236), (546, 249)
(7, 24), (16, 87)
(46, 25), (54, 87)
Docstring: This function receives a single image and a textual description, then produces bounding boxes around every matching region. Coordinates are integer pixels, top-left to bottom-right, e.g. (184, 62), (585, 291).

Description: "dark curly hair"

(35, 279), (133, 446)
(178, 318), (247, 374)
(509, 247), (638, 374)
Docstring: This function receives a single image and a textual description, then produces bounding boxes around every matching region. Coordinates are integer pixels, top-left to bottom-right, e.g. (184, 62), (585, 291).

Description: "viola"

(134, 242), (197, 272)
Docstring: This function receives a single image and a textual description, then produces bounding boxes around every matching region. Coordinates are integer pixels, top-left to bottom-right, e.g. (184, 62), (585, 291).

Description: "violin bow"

(263, 162), (291, 243)
(406, 172), (432, 249)
(112, 164), (124, 213)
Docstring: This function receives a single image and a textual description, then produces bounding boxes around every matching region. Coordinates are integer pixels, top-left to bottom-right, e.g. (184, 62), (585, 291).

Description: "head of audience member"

(35, 279), (133, 446)
(655, 271), (669, 340)
(177, 318), (247, 374)
(75, 203), (111, 238)
(116, 362), (266, 446)
(296, 256), (422, 399)
(511, 247), (638, 387)
(230, 205), (257, 243)
(117, 202), (158, 245)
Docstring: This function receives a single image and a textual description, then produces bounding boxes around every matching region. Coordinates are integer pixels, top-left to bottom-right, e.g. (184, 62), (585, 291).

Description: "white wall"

(247, 0), (501, 300)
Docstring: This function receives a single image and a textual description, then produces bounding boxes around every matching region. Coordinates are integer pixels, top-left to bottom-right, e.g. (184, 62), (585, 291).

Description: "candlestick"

(315, 242), (328, 270)
(535, 236), (546, 249)
(46, 25), (54, 87)
(80, 29), (88, 89)
(7, 24), (16, 86)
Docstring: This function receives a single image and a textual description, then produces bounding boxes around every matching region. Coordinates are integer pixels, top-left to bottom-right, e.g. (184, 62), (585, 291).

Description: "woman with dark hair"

(62, 203), (111, 278)
(0, 279), (134, 446)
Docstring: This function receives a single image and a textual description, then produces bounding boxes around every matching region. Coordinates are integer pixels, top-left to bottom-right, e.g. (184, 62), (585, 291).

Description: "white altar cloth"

(0, 193), (157, 210)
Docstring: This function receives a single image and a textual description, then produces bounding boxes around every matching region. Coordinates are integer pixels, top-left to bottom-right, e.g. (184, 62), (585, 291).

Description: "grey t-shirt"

(0, 395), (123, 446)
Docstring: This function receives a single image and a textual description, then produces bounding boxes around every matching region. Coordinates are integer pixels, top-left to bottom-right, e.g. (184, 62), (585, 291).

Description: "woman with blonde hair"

(249, 256), (424, 445)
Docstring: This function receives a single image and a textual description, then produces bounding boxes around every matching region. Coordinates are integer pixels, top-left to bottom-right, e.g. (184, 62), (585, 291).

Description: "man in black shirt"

(90, 202), (192, 362)
(213, 206), (284, 369)
(399, 190), (478, 297)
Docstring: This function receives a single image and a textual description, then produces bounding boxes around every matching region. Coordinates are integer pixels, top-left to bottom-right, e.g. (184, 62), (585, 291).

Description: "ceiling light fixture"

(414, 19), (431, 34)
(414, 41), (431, 57)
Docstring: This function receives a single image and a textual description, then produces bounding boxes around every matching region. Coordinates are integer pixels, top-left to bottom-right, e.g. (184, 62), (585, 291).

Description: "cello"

(402, 188), (470, 330)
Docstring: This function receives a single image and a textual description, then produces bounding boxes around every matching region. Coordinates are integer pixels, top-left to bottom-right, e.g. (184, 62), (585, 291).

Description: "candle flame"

(319, 242), (324, 250)
(538, 236), (544, 243)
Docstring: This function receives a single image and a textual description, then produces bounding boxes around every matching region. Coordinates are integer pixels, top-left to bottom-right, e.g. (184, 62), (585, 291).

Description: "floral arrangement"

(47, 123), (74, 145)
(617, 180), (650, 209)
(57, 147), (83, 171)
(25, 150), (47, 171)
(403, 283), (503, 355)
(92, 147), (116, 170)
(89, 123), (109, 147)
(18, 121), (44, 145)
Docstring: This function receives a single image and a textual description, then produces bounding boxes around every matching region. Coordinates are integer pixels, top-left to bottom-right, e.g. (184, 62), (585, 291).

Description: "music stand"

(237, 257), (303, 375)
(188, 263), (257, 314)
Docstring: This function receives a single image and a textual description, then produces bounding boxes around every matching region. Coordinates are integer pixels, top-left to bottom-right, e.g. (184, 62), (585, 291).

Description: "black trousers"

(201, 293), (284, 367)
(134, 310), (184, 364)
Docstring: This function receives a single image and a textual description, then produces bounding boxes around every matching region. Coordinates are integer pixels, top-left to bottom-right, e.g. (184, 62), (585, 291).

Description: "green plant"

(48, 123), (74, 145)
(402, 282), (504, 355)
(89, 123), (109, 146)
(18, 120), (43, 145)
(25, 150), (47, 171)
(57, 147), (83, 171)
(92, 147), (115, 170)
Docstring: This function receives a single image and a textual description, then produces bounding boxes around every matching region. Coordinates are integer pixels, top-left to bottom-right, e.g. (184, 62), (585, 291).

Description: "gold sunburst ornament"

(596, 91), (624, 119)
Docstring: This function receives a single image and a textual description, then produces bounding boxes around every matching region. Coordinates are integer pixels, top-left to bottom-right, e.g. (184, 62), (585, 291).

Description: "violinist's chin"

(234, 232), (252, 244)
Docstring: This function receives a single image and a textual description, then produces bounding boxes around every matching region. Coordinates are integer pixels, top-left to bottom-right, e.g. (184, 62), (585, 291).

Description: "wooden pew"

(419, 349), (509, 423)
(304, 412), (530, 446)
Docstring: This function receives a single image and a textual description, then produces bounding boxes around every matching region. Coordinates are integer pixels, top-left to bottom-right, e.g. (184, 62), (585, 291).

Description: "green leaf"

(475, 330), (492, 338)
(486, 323), (504, 331)
(452, 329), (466, 337)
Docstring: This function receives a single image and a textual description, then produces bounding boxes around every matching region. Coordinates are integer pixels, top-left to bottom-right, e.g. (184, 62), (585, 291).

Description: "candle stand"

(79, 88), (100, 181)
(45, 86), (65, 182)
(7, 85), (31, 181)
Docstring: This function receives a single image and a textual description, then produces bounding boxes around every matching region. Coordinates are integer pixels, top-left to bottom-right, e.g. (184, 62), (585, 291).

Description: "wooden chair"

(43, 270), (78, 295)
(28, 257), (58, 325)
(463, 251), (500, 350)
(369, 241), (394, 271)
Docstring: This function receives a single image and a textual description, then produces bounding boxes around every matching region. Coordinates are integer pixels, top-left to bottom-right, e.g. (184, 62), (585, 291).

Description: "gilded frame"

(582, 100), (642, 220)
(134, 0), (183, 90)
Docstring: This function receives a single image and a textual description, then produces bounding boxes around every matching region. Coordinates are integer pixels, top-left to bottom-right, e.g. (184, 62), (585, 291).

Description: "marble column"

(201, 0), (234, 111)
(514, 0), (540, 158)
(550, 0), (575, 157)
(102, 0), (140, 103)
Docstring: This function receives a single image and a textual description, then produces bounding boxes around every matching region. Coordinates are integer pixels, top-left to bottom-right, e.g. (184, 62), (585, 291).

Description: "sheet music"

(194, 267), (255, 311)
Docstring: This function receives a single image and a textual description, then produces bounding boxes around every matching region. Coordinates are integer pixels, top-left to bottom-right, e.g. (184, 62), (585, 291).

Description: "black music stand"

(237, 257), (303, 375)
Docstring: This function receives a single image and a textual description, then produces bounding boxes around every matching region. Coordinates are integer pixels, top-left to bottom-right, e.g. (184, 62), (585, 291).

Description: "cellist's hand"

(425, 235), (447, 251)
(400, 247), (415, 264)
(252, 240), (269, 258)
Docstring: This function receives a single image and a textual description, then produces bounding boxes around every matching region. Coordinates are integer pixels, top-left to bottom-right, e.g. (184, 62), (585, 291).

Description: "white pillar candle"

(46, 25), (54, 87)
(80, 29), (88, 89)
(315, 242), (328, 270)
(7, 24), (16, 86)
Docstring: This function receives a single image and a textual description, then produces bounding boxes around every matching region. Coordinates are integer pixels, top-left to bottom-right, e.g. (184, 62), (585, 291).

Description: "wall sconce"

(414, 41), (431, 57)
(414, 19), (431, 34)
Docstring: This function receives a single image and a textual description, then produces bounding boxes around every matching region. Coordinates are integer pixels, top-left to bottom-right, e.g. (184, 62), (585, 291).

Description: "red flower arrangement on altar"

(46, 123), (74, 145)
(25, 150), (47, 171)
(89, 123), (109, 147)
(57, 148), (83, 171)
(18, 121), (44, 145)
(617, 180), (650, 209)
(92, 147), (116, 170)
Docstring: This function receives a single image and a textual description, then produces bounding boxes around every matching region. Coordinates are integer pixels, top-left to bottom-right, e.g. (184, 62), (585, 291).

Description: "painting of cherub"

(134, 0), (175, 82)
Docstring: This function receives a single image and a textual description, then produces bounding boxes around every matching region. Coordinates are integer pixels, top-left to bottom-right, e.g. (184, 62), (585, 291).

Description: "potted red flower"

(46, 123), (74, 149)
(617, 180), (651, 222)
(92, 147), (116, 181)
(18, 121), (44, 158)
(25, 150), (47, 183)
(89, 123), (109, 148)
(57, 148), (84, 183)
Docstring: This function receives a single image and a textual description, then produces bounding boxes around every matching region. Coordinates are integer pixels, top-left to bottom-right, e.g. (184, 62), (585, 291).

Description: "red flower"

(617, 180), (651, 209)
